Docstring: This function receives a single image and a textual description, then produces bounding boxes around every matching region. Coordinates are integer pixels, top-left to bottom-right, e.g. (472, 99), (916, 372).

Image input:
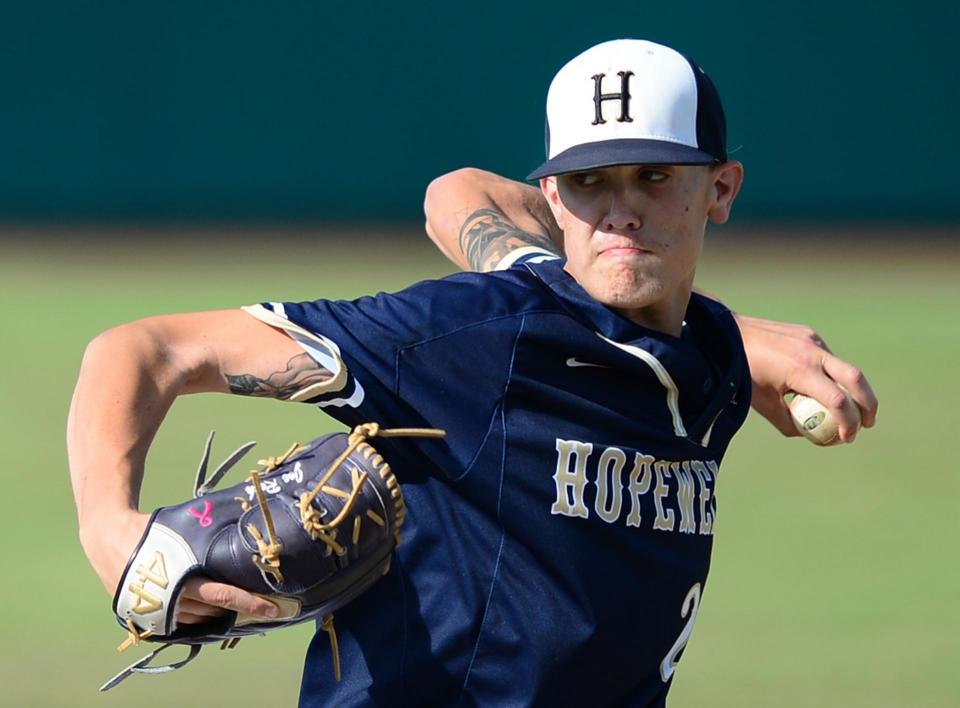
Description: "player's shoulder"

(689, 291), (741, 339)
(285, 254), (566, 348)
(248, 254), (567, 358)
(685, 291), (747, 372)
(394, 252), (565, 321)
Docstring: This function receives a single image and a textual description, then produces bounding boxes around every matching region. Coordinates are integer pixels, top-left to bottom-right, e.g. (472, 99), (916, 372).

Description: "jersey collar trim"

(523, 258), (748, 446)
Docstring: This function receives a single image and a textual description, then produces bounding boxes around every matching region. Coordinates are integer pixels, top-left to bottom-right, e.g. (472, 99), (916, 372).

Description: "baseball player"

(69, 39), (876, 706)
(422, 167), (873, 442)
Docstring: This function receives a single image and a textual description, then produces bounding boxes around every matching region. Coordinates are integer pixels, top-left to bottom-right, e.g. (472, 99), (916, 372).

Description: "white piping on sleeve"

(317, 380), (366, 409)
(241, 303), (353, 404)
(494, 247), (560, 271)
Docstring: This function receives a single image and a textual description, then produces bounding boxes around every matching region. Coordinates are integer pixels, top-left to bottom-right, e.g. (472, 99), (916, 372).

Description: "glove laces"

(297, 423), (444, 681)
(297, 424), (444, 547)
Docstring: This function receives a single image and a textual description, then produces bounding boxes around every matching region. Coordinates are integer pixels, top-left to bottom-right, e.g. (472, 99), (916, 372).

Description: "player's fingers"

(789, 365), (861, 443)
(181, 577), (279, 619)
(821, 353), (878, 429)
(177, 611), (223, 625)
(176, 597), (228, 618)
(750, 387), (801, 437)
(175, 590), (227, 624)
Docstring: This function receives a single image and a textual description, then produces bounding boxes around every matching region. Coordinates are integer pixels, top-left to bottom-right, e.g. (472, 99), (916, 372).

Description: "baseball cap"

(527, 39), (727, 180)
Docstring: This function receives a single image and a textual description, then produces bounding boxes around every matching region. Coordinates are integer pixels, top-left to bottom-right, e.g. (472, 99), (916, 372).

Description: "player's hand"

(735, 315), (878, 442)
(80, 509), (277, 624)
(175, 577), (279, 624)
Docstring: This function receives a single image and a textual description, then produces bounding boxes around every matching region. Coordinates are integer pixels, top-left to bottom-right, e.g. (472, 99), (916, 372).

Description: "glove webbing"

(193, 431), (257, 498)
(297, 423), (444, 680)
(297, 424), (443, 546)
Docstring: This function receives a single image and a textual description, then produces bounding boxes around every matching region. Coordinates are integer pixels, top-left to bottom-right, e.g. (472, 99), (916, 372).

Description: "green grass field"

(1, 229), (957, 707)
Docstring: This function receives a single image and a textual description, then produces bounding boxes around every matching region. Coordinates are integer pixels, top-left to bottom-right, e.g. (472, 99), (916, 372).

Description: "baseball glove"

(100, 423), (443, 692)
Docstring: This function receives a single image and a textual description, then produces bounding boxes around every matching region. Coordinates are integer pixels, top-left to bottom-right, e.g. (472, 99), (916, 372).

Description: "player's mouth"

(598, 244), (655, 258)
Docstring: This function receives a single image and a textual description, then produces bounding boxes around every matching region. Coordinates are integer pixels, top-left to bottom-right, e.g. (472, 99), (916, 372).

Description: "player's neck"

(613, 286), (692, 337)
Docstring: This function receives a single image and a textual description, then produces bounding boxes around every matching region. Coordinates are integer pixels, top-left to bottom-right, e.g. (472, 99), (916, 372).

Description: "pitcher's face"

(542, 162), (742, 331)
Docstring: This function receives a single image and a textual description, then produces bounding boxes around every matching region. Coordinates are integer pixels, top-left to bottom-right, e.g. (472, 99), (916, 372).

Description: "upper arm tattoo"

(457, 205), (561, 272)
(225, 352), (333, 400)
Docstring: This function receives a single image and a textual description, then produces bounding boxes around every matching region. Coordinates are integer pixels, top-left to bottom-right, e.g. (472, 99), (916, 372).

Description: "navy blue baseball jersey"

(245, 255), (750, 707)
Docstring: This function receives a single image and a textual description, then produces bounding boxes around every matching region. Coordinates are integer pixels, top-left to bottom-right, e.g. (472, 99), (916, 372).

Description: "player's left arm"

(423, 167), (878, 442)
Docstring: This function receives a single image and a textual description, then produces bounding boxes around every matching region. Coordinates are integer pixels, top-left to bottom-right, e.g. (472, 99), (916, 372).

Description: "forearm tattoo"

(225, 353), (333, 400)
(457, 205), (560, 272)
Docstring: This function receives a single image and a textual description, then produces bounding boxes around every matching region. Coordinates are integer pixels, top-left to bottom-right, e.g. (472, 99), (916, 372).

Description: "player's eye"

(570, 171), (602, 187)
(638, 169), (669, 183)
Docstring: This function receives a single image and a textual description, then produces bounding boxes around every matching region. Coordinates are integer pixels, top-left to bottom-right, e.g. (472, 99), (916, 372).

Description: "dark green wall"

(0, 1), (954, 220)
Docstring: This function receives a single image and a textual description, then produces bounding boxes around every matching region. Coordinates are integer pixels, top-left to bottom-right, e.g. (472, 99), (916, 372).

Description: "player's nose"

(602, 188), (642, 232)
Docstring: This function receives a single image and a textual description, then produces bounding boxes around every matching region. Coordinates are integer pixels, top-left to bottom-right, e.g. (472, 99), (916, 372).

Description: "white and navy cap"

(528, 39), (727, 180)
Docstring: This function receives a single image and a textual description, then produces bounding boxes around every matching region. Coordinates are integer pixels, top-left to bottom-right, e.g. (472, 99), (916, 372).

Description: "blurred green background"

(1, 1), (957, 705)
(0, 0), (956, 220)
(1, 233), (957, 707)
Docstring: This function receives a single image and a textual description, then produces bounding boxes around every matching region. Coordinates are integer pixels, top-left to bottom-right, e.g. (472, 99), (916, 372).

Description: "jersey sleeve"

(244, 273), (532, 476)
(242, 293), (426, 430)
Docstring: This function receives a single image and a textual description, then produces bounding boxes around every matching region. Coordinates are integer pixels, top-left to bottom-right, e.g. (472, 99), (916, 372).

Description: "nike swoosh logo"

(566, 357), (608, 369)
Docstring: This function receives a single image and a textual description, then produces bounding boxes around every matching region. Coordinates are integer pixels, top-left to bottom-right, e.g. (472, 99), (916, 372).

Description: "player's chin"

(596, 279), (665, 310)
(602, 265), (663, 297)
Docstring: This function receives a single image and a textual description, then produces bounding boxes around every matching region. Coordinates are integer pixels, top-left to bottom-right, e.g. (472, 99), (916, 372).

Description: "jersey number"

(659, 582), (701, 682)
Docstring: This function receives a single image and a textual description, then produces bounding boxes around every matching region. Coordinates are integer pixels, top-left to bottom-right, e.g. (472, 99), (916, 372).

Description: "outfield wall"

(0, 1), (954, 221)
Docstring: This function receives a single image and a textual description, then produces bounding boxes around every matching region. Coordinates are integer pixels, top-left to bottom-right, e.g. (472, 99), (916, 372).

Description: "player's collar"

(523, 258), (747, 446)
(523, 258), (734, 349)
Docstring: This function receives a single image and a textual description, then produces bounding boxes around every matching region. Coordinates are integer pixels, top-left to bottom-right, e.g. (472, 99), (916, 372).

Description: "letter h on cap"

(591, 71), (634, 125)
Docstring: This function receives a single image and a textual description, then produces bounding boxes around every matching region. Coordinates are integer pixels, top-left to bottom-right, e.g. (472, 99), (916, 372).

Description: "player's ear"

(706, 161), (744, 225)
(540, 177), (567, 229)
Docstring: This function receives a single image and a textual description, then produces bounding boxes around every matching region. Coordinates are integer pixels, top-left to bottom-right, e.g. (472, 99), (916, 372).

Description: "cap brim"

(526, 138), (717, 180)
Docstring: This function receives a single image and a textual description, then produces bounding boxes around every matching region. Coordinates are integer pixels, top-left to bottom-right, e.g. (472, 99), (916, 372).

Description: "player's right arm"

(68, 310), (329, 622)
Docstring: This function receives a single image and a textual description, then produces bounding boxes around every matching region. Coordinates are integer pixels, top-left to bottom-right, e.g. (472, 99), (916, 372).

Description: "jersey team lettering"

(551, 438), (717, 534)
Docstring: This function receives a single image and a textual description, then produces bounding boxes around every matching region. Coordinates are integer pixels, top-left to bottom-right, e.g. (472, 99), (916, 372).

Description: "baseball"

(789, 389), (861, 446)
